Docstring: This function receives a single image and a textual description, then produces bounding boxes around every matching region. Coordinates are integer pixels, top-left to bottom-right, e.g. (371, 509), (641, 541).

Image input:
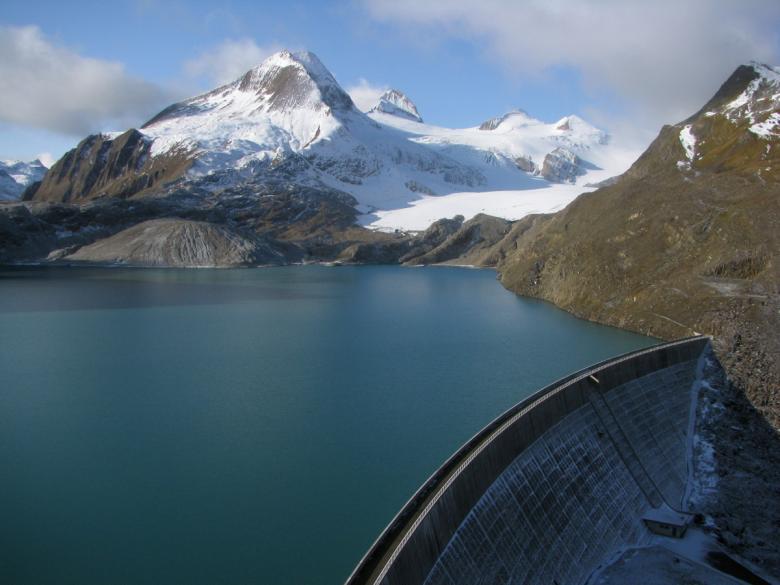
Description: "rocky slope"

(491, 62), (779, 428)
(26, 130), (191, 203)
(401, 214), (512, 266)
(334, 214), (511, 266)
(1, 179), (364, 266)
(65, 219), (290, 267)
(692, 350), (780, 580)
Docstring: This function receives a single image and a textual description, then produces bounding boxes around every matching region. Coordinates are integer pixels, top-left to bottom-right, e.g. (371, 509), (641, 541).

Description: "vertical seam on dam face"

(586, 388), (665, 508)
(345, 336), (709, 585)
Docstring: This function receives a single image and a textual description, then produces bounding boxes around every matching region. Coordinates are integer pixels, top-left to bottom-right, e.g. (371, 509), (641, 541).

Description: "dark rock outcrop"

(337, 216), (465, 265)
(1, 180), (363, 266)
(540, 147), (585, 183)
(403, 214), (512, 266)
(28, 129), (192, 202)
(514, 156), (536, 173)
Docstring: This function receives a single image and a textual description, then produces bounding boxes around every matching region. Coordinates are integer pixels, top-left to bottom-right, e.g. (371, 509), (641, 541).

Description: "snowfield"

(358, 111), (640, 230)
(364, 185), (592, 231)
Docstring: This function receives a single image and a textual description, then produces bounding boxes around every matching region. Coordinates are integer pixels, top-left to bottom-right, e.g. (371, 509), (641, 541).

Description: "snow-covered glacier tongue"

(361, 105), (638, 230)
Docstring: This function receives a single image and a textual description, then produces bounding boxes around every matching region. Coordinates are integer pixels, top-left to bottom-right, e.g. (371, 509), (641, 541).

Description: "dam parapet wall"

(346, 336), (710, 585)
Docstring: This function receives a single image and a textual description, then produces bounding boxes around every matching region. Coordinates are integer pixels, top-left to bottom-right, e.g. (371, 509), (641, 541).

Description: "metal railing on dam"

(345, 335), (710, 585)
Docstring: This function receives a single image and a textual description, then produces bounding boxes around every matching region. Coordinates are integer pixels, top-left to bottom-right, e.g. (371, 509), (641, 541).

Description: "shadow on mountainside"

(697, 349), (780, 582)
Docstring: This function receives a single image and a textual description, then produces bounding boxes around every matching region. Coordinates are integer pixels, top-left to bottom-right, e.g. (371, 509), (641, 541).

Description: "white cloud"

(346, 78), (388, 112)
(0, 25), (172, 136)
(184, 38), (281, 87)
(35, 152), (56, 167)
(362, 0), (780, 134)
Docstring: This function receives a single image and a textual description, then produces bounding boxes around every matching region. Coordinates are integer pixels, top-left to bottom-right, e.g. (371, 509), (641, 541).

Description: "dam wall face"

(346, 337), (709, 585)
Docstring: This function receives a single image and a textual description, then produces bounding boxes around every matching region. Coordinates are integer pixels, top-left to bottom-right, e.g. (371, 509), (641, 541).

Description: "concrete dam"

(345, 336), (741, 585)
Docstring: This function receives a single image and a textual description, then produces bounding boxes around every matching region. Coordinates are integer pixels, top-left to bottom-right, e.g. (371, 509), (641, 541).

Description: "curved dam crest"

(347, 336), (712, 585)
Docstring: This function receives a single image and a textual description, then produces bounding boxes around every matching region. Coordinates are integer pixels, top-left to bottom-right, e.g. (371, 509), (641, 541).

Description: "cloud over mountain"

(0, 25), (172, 136)
(184, 38), (282, 87)
(346, 78), (389, 112)
(362, 0), (780, 133)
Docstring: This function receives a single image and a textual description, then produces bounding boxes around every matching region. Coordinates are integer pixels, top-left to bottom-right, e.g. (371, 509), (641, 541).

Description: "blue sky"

(1, 0), (778, 163)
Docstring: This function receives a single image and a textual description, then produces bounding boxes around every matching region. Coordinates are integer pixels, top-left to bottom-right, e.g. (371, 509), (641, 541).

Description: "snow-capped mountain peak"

(140, 50), (364, 165)
(478, 110), (537, 131)
(0, 158), (47, 201)
(368, 89), (423, 122)
(234, 50), (355, 114)
(553, 115), (609, 145)
(146, 50), (355, 128)
(666, 61), (780, 176)
(719, 61), (780, 139)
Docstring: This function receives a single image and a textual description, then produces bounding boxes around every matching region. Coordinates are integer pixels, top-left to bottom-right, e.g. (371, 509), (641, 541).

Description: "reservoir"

(0, 265), (655, 584)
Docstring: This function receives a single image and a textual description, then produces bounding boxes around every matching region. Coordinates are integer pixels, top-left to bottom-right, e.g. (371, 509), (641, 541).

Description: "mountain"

(25, 50), (621, 229)
(368, 89), (423, 122)
(0, 159), (47, 201)
(398, 62), (780, 578)
(4, 54), (778, 578)
(488, 62), (779, 428)
(363, 107), (613, 187)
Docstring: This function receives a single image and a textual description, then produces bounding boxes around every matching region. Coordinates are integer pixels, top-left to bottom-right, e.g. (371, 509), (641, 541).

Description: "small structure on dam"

(346, 336), (752, 585)
(642, 506), (692, 538)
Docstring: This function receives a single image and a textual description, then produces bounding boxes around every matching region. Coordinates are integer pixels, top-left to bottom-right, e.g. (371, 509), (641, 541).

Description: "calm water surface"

(0, 265), (656, 584)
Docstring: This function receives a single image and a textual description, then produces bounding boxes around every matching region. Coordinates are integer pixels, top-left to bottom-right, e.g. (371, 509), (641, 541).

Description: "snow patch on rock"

(679, 125), (696, 161)
(750, 112), (780, 139)
(724, 62), (780, 126)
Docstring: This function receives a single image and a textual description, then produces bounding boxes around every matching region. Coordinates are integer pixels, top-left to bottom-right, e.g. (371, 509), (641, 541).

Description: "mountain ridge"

(0, 159), (47, 201)
(368, 89), (423, 122)
(488, 60), (779, 426)
(25, 49), (620, 226)
(471, 61), (780, 577)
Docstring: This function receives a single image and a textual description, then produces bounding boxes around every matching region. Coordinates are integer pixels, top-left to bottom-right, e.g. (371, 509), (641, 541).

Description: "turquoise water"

(0, 265), (656, 584)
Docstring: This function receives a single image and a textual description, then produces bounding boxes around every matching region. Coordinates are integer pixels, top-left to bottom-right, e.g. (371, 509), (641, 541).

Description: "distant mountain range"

(23, 50), (620, 226)
(0, 159), (47, 201)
